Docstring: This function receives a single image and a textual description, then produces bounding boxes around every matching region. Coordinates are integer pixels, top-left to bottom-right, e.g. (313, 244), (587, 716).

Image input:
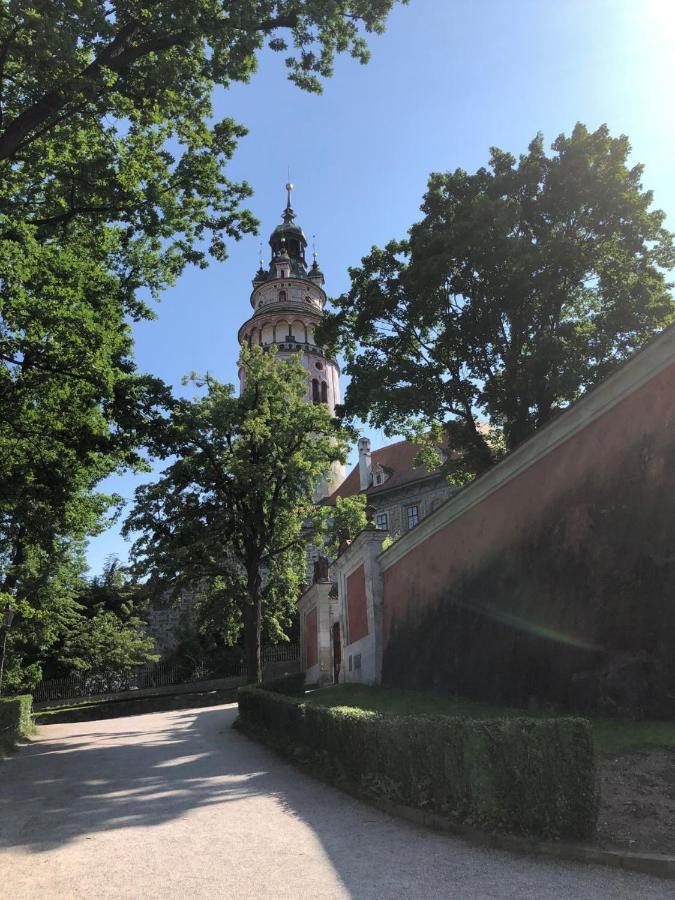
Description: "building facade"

(299, 437), (458, 685)
(329, 436), (457, 538)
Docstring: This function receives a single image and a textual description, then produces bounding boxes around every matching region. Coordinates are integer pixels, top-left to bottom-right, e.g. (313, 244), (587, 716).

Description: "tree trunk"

(243, 568), (263, 684)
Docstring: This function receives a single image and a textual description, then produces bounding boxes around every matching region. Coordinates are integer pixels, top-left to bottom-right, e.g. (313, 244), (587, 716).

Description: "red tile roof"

(325, 439), (443, 505)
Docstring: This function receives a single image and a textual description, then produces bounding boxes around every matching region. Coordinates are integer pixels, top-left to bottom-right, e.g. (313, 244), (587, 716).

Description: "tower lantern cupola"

(269, 183), (308, 269)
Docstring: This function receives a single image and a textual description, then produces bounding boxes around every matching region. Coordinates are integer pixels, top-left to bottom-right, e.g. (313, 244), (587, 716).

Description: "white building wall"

(330, 528), (388, 685)
(298, 580), (338, 686)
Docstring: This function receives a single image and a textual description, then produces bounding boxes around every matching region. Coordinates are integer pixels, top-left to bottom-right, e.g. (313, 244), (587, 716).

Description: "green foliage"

(261, 671), (306, 696)
(0, 0), (399, 695)
(1, 554), (156, 690)
(77, 556), (143, 621)
(238, 686), (598, 839)
(0, 695), (33, 753)
(125, 346), (351, 682)
(319, 494), (368, 558)
(319, 124), (675, 481)
(59, 610), (158, 678)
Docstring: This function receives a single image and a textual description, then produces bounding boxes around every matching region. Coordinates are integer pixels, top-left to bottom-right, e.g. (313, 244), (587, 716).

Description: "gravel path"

(0, 703), (672, 899)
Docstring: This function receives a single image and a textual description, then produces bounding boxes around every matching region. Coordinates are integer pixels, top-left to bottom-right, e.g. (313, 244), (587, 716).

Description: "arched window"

(312, 379), (320, 403)
(321, 381), (328, 404)
(278, 290), (287, 303)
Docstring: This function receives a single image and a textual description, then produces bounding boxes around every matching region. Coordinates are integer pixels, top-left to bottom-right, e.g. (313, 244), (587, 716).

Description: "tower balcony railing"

(265, 339), (323, 354)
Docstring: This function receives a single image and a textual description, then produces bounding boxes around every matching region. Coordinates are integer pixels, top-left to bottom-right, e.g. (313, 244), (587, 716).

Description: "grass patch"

(305, 685), (520, 718)
(591, 719), (675, 754)
(305, 685), (675, 755)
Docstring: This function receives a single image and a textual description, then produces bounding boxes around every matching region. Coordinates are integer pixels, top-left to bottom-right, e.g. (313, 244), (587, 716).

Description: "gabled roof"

(325, 439), (445, 505)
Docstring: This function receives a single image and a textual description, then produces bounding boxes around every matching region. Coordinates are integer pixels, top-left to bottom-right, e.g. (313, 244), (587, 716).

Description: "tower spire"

(283, 180), (295, 223)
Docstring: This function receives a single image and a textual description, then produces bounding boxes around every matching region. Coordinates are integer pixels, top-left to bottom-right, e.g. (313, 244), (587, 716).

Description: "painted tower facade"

(237, 185), (345, 498)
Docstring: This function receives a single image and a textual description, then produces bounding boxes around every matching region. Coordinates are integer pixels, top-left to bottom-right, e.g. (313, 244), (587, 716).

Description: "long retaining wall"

(32, 676), (248, 711)
(379, 326), (675, 716)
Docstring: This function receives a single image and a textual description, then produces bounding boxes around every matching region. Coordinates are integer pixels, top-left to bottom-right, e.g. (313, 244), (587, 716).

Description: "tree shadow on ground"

(0, 704), (666, 900)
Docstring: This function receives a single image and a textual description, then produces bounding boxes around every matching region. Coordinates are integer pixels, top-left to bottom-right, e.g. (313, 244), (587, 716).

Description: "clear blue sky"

(86, 0), (675, 573)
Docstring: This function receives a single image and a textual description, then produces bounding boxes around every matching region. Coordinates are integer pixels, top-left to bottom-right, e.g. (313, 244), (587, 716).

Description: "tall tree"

(319, 124), (675, 480)
(0, 0), (400, 681)
(124, 347), (350, 683)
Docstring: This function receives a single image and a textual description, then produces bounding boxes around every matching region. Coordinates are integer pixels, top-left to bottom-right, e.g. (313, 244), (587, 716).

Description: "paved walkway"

(0, 703), (671, 899)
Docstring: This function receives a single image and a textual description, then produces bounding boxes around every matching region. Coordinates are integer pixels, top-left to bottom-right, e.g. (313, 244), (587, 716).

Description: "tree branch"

(0, 13), (300, 161)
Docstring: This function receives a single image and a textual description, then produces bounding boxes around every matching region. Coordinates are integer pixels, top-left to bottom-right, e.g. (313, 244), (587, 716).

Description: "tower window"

(312, 379), (320, 403)
(278, 290), (287, 303)
(321, 381), (328, 404)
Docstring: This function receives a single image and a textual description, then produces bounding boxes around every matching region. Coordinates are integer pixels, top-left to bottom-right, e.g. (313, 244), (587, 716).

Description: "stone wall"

(146, 592), (195, 658)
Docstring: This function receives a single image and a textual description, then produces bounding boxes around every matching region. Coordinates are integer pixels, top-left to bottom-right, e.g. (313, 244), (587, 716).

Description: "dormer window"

(370, 462), (390, 488)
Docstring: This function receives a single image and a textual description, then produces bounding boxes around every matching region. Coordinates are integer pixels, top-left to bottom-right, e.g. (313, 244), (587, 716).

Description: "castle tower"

(237, 184), (345, 498)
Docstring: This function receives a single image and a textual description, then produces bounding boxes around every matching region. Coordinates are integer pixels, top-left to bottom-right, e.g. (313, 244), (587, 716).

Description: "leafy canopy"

(0, 0), (400, 684)
(125, 346), (351, 681)
(319, 124), (675, 480)
(319, 494), (368, 559)
(59, 610), (158, 678)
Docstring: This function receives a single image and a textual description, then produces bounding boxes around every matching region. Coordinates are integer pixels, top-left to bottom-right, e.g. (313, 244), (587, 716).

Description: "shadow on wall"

(383, 438), (675, 719)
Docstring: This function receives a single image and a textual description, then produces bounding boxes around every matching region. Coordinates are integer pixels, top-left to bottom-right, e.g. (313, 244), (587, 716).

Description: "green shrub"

(261, 672), (306, 697)
(0, 695), (33, 752)
(238, 686), (303, 746)
(237, 687), (597, 839)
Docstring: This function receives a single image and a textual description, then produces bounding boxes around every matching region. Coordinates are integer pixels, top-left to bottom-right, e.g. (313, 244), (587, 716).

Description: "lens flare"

(454, 599), (602, 653)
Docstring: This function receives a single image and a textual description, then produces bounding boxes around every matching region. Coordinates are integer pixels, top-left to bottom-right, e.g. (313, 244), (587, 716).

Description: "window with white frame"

(376, 511), (389, 531)
(406, 504), (419, 529)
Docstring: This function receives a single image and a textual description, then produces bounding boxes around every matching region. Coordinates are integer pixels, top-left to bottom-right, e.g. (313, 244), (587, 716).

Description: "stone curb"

(368, 797), (675, 882)
(235, 721), (675, 882)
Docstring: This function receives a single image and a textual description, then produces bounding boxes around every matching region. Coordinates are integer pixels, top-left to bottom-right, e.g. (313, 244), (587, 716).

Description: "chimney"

(357, 437), (372, 491)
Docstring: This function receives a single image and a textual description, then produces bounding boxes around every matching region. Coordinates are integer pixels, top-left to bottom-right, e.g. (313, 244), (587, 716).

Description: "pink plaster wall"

(382, 360), (675, 651)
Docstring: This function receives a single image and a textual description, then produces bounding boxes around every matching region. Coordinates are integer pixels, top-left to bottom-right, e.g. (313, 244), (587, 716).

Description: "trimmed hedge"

(260, 671), (306, 697)
(237, 686), (598, 839)
(0, 695), (33, 753)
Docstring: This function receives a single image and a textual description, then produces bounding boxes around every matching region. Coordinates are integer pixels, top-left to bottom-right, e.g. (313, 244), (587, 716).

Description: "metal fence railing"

(262, 642), (299, 663)
(30, 643), (299, 704)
